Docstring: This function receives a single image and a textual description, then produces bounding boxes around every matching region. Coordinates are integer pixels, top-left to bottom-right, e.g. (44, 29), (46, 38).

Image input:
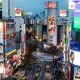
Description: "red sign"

(48, 16), (55, 34)
(13, 55), (18, 61)
(60, 10), (66, 16)
(15, 8), (20, 14)
(46, 2), (56, 8)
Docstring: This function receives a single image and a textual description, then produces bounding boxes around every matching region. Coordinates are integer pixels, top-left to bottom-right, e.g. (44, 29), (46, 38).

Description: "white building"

(2, 0), (15, 17)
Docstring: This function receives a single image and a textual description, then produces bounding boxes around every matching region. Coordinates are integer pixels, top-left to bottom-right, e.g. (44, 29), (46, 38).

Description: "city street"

(27, 52), (53, 80)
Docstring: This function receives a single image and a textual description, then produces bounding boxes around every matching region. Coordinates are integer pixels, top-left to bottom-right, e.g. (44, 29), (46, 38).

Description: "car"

(28, 66), (32, 70)
(37, 61), (41, 64)
(44, 58), (47, 61)
(34, 73), (40, 80)
(37, 61), (41, 66)
(36, 63), (41, 67)
(37, 68), (41, 72)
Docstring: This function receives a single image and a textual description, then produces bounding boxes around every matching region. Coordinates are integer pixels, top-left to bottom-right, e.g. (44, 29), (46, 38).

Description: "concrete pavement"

(12, 69), (25, 80)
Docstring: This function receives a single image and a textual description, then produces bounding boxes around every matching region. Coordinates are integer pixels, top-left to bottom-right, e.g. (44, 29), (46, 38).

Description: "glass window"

(6, 30), (15, 34)
(6, 24), (15, 28)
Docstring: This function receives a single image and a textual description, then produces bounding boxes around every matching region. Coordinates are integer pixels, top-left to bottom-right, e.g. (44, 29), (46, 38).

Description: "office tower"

(2, 0), (15, 17)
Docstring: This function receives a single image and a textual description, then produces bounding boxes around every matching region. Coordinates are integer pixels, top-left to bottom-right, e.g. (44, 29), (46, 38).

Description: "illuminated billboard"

(45, 1), (57, 9)
(48, 16), (55, 34)
(73, 17), (80, 29)
(69, 0), (80, 9)
(69, 49), (80, 66)
(74, 66), (80, 80)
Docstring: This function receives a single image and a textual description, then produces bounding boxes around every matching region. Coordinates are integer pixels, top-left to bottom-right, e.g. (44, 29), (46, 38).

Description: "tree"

(46, 46), (59, 56)
(21, 31), (38, 67)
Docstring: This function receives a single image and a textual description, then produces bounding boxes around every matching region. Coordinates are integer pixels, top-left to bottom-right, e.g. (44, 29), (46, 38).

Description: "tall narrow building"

(2, 0), (15, 17)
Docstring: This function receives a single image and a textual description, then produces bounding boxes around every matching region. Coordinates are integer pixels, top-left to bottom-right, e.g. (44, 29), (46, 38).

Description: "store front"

(5, 49), (18, 77)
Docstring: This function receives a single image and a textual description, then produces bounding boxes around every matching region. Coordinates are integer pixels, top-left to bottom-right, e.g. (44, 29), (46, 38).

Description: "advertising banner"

(45, 1), (57, 9)
(74, 4), (80, 16)
(6, 46), (16, 53)
(69, 49), (80, 66)
(60, 10), (67, 17)
(15, 8), (21, 17)
(73, 17), (80, 29)
(0, 22), (3, 63)
(69, 0), (75, 9)
(74, 66), (80, 80)
(48, 16), (55, 34)
(69, 0), (80, 9)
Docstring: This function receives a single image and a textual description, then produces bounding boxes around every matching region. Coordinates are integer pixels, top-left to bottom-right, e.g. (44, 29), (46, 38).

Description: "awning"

(6, 49), (17, 57)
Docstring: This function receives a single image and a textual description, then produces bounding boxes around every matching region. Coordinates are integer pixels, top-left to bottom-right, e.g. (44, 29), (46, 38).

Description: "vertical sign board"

(48, 16), (55, 44)
(73, 0), (80, 29)
(21, 24), (26, 53)
(46, 1), (58, 45)
(48, 16), (55, 34)
(0, 2), (2, 19)
(0, 22), (3, 63)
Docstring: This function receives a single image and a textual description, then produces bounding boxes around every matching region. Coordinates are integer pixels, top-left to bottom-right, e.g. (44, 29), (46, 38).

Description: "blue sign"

(6, 46), (16, 52)
(70, 41), (80, 51)
(74, 9), (80, 16)
(72, 0), (80, 3)
(74, 3), (80, 16)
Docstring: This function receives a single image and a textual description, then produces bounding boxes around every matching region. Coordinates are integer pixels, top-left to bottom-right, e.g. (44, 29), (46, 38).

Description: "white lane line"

(38, 71), (42, 80)
(27, 70), (32, 78)
(32, 66), (37, 79)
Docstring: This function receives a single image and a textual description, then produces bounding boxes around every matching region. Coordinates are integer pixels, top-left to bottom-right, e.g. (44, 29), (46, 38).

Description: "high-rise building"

(2, 0), (15, 18)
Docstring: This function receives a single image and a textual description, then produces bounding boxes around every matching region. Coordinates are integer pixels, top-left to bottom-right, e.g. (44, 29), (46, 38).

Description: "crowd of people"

(52, 58), (68, 80)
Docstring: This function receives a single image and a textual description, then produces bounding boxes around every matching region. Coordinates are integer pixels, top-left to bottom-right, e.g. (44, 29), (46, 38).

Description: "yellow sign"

(6, 49), (17, 57)
(66, 26), (70, 33)
(22, 10), (26, 16)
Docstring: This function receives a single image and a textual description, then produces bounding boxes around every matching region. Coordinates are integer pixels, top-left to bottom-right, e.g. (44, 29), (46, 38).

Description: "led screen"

(70, 49), (80, 66)
(74, 66), (80, 80)
(74, 17), (80, 29)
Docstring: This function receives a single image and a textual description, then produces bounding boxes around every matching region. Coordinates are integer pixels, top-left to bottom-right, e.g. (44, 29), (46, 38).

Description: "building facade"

(3, 19), (17, 77)
(2, 0), (15, 17)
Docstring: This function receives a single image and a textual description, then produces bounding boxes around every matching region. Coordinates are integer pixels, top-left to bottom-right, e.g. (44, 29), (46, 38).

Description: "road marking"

(38, 70), (42, 80)
(32, 66), (37, 79)
(27, 70), (32, 78)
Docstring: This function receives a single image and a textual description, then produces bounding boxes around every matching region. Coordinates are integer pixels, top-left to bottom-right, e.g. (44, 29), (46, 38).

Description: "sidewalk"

(12, 69), (25, 80)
